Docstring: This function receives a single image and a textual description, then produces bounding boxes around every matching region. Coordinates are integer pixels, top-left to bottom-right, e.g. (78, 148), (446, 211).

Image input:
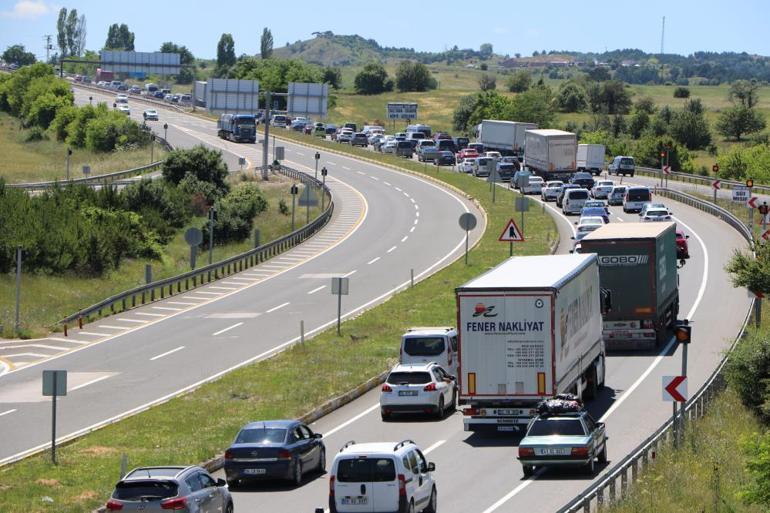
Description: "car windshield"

(337, 458), (396, 483)
(403, 337), (445, 356)
(114, 481), (178, 501)
(527, 418), (587, 436)
(387, 372), (432, 385)
(235, 428), (287, 444)
(598, 181), (613, 187)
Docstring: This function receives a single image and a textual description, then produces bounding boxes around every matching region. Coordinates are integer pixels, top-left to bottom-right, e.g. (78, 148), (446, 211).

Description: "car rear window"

(387, 371), (432, 385)
(337, 458), (396, 482)
(114, 481), (178, 500)
(498, 164), (515, 170)
(235, 428), (287, 444)
(620, 158), (634, 166)
(403, 337), (445, 356)
(397, 141), (411, 148)
(528, 418), (586, 436)
(567, 190), (589, 200)
(627, 188), (651, 201)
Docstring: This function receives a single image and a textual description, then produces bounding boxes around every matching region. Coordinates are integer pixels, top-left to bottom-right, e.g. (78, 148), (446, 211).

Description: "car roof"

(390, 362), (438, 372)
(124, 466), (190, 480)
(579, 216), (605, 225)
(337, 441), (416, 456)
(241, 419), (297, 430)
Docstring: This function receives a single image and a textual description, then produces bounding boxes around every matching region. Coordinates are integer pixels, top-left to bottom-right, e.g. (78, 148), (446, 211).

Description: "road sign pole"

(208, 207), (216, 265)
(672, 401), (678, 448)
(680, 341), (688, 436)
(337, 289), (342, 336)
(51, 372), (58, 465)
(262, 91), (271, 180)
(465, 228), (469, 265)
(509, 241), (513, 257)
(14, 246), (21, 333)
(190, 246), (197, 270)
(749, 187), (754, 232)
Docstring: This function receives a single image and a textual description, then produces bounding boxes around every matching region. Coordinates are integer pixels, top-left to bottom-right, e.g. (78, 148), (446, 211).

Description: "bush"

(122, 179), (191, 243)
(206, 182), (268, 245)
(395, 61), (436, 92)
(24, 126), (47, 142)
(49, 105), (77, 141)
(177, 173), (224, 213)
(673, 86), (691, 98)
(162, 145), (230, 196)
(279, 198), (289, 215)
(353, 63), (393, 95)
(478, 73), (496, 91)
(726, 329), (770, 422)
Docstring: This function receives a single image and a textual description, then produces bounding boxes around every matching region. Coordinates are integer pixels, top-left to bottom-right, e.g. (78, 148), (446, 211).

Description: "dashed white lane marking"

(395, 187), (402, 192)
(343, 270), (357, 277)
(152, 306), (183, 311)
(416, 211), (420, 217)
(414, 219), (419, 225)
(616, 217), (625, 222)
(343, 166), (351, 170)
(71, 375), (111, 391)
(423, 440), (446, 455)
(98, 325), (130, 330)
(410, 198), (415, 203)
(50, 338), (88, 344)
(371, 176), (379, 181)
(150, 346), (185, 361)
(307, 285), (326, 295)
(401, 236), (408, 243)
(222, 279), (257, 284)
(135, 312), (166, 317)
(0, 408), (17, 417)
(296, 152), (305, 156)
(384, 181), (391, 186)
(387, 246), (397, 253)
(321, 403), (380, 439)
(367, 257), (381, 265)
(414, 204), (419, 210)
(115, 318), (149, 324)
(182, 296), (213, 301)
(213, 322), (244, 336)
(327, 161), (337, 165)
(266, 302), (290, 313)
(403, 192), (410, 197)
(78, 331), (113, 337)
(410, 226), (416, 233)
(166, 301), (198, 306)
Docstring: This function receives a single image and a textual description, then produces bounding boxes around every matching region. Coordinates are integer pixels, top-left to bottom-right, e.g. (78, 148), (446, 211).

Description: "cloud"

(0, 1), (55, 20)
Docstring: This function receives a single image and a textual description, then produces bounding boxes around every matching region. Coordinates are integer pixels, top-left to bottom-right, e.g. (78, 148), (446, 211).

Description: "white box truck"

(456, 254), (607, 432)
(479, 120), (538, 155)
(524, 129), (577, 182)
(577, 144), (606, 175)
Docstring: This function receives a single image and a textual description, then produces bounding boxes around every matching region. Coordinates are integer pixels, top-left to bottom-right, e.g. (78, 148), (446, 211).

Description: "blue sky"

(1, 0), (768, 60)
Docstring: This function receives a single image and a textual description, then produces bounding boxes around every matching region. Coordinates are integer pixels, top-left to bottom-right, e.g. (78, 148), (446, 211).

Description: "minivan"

(623, 186), (652, 213)
(562, 188), (590, 215)
(400, 327), (458, 377)
(608, 156), (636, 177)
(472, 157), (496, 178)
(396, 140), (413, 158)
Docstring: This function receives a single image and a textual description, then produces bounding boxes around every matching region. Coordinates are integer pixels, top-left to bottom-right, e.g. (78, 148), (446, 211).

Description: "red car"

(457, 148), (479, 161)
(676, 230), (690, 259)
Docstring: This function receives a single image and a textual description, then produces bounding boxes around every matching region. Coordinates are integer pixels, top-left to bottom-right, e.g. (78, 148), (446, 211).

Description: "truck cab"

(399, 327), (458, 378)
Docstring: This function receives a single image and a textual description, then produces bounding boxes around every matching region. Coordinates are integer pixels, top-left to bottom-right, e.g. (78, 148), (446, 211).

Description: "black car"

(434, 151), (456, 166)
(351, 132), (369, 147)
(570, 172), (595, 190)
(496, 162), (517, 181)
(325, 124), (337, 135)
(436, 139), (457, 154)
(557, 184), (581, 208)
(454, 137), (470, 150)
(224, 420), (325, 487)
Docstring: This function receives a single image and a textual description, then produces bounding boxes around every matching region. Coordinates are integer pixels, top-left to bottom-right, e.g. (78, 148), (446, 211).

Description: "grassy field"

(0, 112), (167, 184)
(0, 134), (558, 513)
(0, 174), (322, 338)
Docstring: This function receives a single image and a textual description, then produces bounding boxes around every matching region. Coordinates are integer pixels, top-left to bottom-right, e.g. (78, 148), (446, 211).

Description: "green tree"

(479, 43), (493, 60)
(508, 85), (556, 128)
(322, 67), (342, 89)
(160, 42), (195, 84)
(587, 80), (632, 115)
(633, 134), (693, 172)
(738, 432), (770, 509)
(506, 70), (531, 93)
(104, 23), (135, 50)
(56, 8), (68, 57)
(452, 93), (482, 132)
(729, 79), (761, 109)
(717, 144), (770, 181)
(716, 105), (766, 141)
(65, 9), (79, 57)
(673, 86), (690, 98)
(555, 81), (586, 112)
(670, 99), (712, 150)
(162, 146), (230, 196)
(587, 67), (611, 81)
(260, 28), (274, 59)
(395, 61), (436, 92)
(232, 57), (323, 93)
(634, 96), (657, 115)
(628, 110), (650, 139)
(478, 73), (496, 91)
(354, 62), (393, 94)
(1, 45), (36, 67)
(215, 33), (236, 77)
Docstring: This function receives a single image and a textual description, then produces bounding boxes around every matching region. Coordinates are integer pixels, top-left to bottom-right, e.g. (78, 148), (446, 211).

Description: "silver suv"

(608, 156), (635, 177)
(105, 466), (233, 513)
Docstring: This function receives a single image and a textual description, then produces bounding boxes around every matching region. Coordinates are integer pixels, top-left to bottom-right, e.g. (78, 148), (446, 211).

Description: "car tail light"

(160, 497), (187, 510)
(518, 447), (534, 458)
(329, 475), (335, 498)
(224, 449), (233, 460)
(277, 449), (292, 460)
(382, 383), (392, 393)
(571, 447), (589, 457)
(105, 499), (123, 511)
(398, 474), (407, 496)
(423, 383), (437, 392)
(463, 408), (479, 416)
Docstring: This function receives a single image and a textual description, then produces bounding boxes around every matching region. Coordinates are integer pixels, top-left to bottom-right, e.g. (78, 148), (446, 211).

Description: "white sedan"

(521, 176), (544, 194)
(458, 158), (475, 173)
(592, 180), (615, 199)
(640, 206), (673, 222)
(379, 362), (456, 420)
(116, 104), (131, 115)
(541, 180), (564, 201)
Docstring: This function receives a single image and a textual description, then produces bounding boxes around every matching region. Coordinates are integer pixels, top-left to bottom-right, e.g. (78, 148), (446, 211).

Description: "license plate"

(497, 426), (515, 432)
(398, 390), (418, 396)
(342, 497), (368, 505)
(537, 447), (570, 456)
(496, 409), (519, 416)
(243, 468), (266, 475)
(497, 418), (515, 424)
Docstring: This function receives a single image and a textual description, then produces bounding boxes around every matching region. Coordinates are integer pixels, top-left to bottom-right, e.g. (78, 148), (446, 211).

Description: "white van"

(472, 157), (496, 178)
(562, 188), (590, 215)
(329, 440), (437, 513)
(400, 327), (458, 377)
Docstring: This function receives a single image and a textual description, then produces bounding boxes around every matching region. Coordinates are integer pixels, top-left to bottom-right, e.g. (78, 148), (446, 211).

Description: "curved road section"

(0, 90), (484, 464)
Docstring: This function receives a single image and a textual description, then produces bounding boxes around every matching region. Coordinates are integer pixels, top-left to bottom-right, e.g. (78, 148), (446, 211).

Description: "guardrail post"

(151, 288), (155, 302)
(631, 458), (638, 482)
(609, 478), (616, 504)
(132, 295), (136, 308)
(160, 287), (164, 299)
(642, 446), (649, 467)
(582, 498), (590, 513)
(596, 486), (604, 510)
(122, 298), (126, 312)
(621, 468), (628, 499)
(110, 303), (115, 314)
(142, 291), (146, 304)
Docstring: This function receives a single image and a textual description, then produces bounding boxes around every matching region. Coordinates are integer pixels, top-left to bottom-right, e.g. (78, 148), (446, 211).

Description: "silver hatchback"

(106, 466), (233, 513)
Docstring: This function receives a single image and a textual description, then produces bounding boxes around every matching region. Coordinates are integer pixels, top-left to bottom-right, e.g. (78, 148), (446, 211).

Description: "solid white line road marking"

(307, 285), (326, 295)
(1, 344), (67, 351)
(135, 312), (166, 317)
(77, 331), (113, 337)
(387, 246), (397, 253)
(150, 346), (185, 361)
(367, 257), (381, 265)
(193, 291), (224, 295)
(343, 270), (357, 277)
(322, 403), (380, 439)
(71, 375), (111, 391)
(213, 322), (244, 336)
(183, 296), (213, 301)
(0, 409), (17, 418)
(97, 325), (130, 330)
(5, 353), (45, 358)
(401, 236), (408, 243)
(423, 440), (446, 455)
(152, 307), (183, 311)
(481, 473), (543, 513)
(266, 302), (290, 313)
(115, 318), (149, 324)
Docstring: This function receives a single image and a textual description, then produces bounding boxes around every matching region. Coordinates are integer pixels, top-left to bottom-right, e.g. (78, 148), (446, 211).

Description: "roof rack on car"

(406, 327), (453, 332)
(393, 440), (415, 451)
(340, 440), (356, 452)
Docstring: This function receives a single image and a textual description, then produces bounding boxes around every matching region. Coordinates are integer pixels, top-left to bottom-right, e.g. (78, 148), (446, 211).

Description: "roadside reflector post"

(300, 320), (305, 345)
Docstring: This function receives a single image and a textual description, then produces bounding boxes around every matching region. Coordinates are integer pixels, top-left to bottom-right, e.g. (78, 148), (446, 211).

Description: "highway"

(210, 177), (751, 513)
(0, 88), (484, 464)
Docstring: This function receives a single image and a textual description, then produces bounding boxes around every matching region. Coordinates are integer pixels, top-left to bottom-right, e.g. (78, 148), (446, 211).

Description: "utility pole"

(43, 35), (53, 63)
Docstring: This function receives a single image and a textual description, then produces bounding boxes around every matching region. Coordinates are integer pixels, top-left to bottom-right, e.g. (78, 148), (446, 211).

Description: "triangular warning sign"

(499, 218), (525, 242)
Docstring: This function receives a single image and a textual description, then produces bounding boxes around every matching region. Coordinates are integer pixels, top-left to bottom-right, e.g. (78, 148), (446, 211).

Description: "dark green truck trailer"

(579, 223), (679, 350)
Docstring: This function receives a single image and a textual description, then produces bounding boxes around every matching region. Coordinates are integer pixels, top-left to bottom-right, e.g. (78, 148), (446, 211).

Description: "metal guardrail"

(60, 165), (333, 329)
(636, 166), (770, 195)
(556, 186), (755, 513)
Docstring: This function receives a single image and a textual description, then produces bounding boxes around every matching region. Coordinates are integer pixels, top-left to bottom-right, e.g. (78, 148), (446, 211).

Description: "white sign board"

(205, 79), (260, 114)
(387, 103), (418, 120)
(101, 51), (180, 75)
(287, 82), (328, 118)
(733, 185), (750, 203)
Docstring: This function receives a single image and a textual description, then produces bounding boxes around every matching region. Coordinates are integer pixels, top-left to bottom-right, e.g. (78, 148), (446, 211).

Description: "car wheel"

(293, 460), (303, 486)
(225, 502), (234, 513)
(226, 479), (240, 490)
(449, 387), (457, 412)
(598, 443), (608, 464)
(585, 457), (596, 475)
(436, 396), (445, 419)
(522, 465), (534, 477)
(317, 447), (326, 473)
(408, 499), (415, 513)
(381, 409), (391, 422)
(424, 486), (437, 513)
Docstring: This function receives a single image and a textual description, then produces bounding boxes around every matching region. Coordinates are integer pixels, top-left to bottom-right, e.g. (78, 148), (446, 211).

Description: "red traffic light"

(660, 151), (666, 158)
(674, 322), (691, 344)
(747, 178), (755, 188)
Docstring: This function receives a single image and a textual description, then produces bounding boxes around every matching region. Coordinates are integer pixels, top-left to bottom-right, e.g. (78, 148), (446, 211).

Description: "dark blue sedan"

(224, 420), (325, 487)
(579, 206), (610, 224)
